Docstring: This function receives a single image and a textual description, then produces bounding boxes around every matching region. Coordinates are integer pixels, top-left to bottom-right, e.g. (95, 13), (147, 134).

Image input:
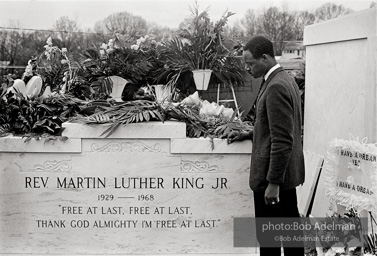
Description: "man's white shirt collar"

(264, 63), (281, 81)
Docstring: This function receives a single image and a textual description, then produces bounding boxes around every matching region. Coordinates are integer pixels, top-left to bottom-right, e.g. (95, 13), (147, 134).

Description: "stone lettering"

(37, 219), (65, 228)
(25, 177), (49, 188)
(211, 177), (228, 189)
(114, 177), (164, 189)
(129, 206), (150, 214)
(57, 177), (106, 189)
(172, 177), (204, 189)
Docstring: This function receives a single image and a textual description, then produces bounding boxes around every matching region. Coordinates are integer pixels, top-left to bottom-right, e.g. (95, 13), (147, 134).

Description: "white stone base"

(0, 122), (254, 255)
(1, 254), (260, 256)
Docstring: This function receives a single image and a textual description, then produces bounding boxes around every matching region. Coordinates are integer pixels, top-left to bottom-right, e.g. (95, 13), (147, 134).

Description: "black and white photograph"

(0, 0), (376, 255)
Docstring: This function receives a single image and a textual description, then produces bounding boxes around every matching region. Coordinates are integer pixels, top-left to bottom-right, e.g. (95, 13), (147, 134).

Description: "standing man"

(227, 36), (305, 255)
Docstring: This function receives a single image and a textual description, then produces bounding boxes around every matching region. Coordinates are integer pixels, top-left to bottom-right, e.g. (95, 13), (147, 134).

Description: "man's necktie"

(250, 78), (265, 125)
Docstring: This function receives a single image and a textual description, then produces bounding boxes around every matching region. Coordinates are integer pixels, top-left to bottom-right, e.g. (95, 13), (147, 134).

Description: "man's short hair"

(244, 36), (275, 59)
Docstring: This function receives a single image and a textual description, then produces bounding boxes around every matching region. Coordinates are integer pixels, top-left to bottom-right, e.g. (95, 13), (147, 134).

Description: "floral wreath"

(324, 136), (377, 213)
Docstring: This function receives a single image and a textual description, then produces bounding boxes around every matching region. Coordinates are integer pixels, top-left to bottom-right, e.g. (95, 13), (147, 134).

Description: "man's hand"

(221, 131), (251, 144)
(264, 182), (280, 205)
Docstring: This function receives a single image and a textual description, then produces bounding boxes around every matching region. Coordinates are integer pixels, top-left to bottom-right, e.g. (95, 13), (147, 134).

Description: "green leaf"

(130, 114), (135, 123)
(102, 77), (113, 95)
(59, 136), (69, 141)
(44, 136), (57, 144)
(230, 109), (237, 122)
(149, 110), (156, 119)
(24, 136), (32, 143)
(101, 123), (121, 138)
(143, 111), (150, 122)
(154, 110), (164, 122)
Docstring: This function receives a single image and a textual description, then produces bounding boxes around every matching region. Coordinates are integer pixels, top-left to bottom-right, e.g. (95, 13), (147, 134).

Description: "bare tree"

(315, 2), (354, 22)
(240, 9), (261, 37)
(260, 7), (281, 43)
(52, 16), (83, 55)
(94, 11), (148, 39)
(276, 10), (295, 54)
(292, 11), (315, 41)
(228, 20), (245, 39)
(259, 6), (296, 55)
(146, 22), (176, 41)
(3, 20), (25, 66)
(53, 16), (80, 42)
(0, 30), (8, 62)
(0, 21), (52, 68)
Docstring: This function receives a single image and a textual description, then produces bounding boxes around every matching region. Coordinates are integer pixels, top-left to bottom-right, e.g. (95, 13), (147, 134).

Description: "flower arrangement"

(312, 208), (376, 256)
(22, 57), (38, 84)
(44, 37), (72, 80)
(37, 37), (75, 94)
(68, 90), (252, 149)
(130, 34), (160, 52)
(0, 27), (251, 146)
(0, 88), (84, 138)
(155, 3), (245, 91)
(0, 37), (84, 138)
(129, 34), (165, 86)
(77, 35), (154, 100)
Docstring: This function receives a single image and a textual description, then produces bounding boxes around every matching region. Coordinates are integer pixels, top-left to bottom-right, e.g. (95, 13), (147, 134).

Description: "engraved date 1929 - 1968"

(97, 194), (155, 201)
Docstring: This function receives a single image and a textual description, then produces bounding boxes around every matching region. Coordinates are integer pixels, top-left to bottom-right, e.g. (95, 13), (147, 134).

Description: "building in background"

(282, 41), (305, 59)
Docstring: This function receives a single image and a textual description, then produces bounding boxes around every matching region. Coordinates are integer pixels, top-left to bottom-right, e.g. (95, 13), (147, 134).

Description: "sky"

(0, 0), (373, 31)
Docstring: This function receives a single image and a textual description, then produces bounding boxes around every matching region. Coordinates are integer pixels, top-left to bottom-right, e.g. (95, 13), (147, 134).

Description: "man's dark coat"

(250, 67), (305, 192)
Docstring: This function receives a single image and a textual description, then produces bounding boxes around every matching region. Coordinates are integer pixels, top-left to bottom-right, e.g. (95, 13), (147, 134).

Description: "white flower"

(46, 37), (52, 46)
(333, 247), (345, 253)
(324, 248), (336, 256)
(144, 35), (149, 39)
(137, 37), (146, 45)
(61, 59), (68, 64)
(100, 43), (107, 49)
(107, 39), (114, 49)
(348, 247), (357, 253)
(99, 49), (106, 56)
(324, 244), (345, 256)
(24, 64), (33, 77)
(131, 44), (139, 51)
(181, 38), (192, 46)
(44, 52), (51, 60)
(61, 48), (67, 54)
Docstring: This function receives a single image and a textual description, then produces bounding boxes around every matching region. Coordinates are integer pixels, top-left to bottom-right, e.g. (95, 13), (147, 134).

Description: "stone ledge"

(0, 254), (258, 256)
(0, 135), (81, 153)
(171, 138), (252, 154)
(62, 121), (186, 139)
(304, 8), (376, 46)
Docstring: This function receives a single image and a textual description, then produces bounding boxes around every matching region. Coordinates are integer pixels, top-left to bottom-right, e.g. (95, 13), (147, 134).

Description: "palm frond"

(69, 100), (164, 137)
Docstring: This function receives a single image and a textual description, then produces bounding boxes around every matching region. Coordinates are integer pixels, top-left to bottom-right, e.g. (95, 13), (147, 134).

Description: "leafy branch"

(69, 100), (164, 138)
(156, 3), (245, 89)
